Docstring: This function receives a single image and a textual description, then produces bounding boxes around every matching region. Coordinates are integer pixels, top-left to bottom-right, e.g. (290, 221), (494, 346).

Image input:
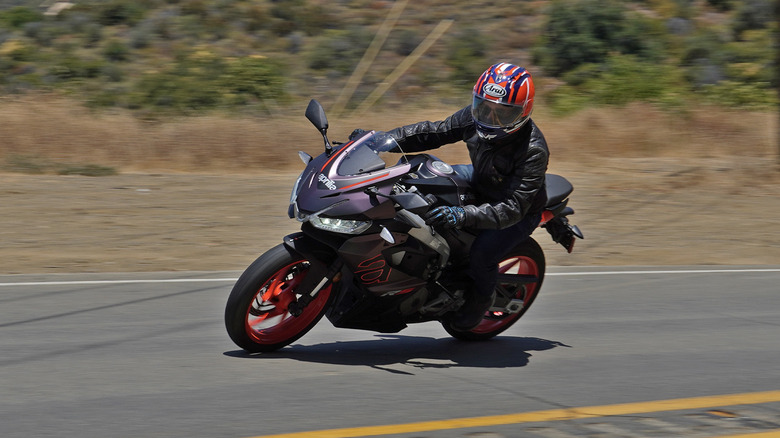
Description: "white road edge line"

(0, 278), (238, 287)
(548, 268), (780, 276)
(0, 268), (779, 287)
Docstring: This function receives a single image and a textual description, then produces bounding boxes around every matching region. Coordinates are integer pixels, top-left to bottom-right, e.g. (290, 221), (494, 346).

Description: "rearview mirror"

(305, 99), (328, 132)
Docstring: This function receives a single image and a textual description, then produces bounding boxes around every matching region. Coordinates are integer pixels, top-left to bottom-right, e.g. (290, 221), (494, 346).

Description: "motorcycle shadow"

(224, 335), (570, 373)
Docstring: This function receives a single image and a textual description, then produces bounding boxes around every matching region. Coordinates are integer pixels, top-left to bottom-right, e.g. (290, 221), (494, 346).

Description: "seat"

(545, 174), (573, 207)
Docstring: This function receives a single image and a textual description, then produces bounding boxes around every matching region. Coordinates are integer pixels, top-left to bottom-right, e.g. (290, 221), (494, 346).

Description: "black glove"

(424, 206), (466, 229)
(349, 129), (367, 140)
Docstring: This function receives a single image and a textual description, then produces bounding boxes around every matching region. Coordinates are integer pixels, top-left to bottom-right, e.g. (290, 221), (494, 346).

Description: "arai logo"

(483, 83), (506, 98)
(318, 173), (337, 190)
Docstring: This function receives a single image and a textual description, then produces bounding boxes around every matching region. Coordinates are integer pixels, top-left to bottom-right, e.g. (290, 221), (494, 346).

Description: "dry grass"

(0, 95), (776, 174)
(539, 103), (776, 160)
(2, 96), (778, 273)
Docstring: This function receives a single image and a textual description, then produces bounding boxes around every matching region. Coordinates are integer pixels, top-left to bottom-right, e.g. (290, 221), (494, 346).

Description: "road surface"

(1, 266), (779, 437)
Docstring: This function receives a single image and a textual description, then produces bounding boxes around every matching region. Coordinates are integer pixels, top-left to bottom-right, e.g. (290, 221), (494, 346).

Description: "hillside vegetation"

(0, 0), (776, 115)
(0, 0), (777, 173)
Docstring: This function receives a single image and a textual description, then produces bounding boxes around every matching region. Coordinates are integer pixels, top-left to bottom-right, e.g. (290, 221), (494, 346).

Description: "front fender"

(282, 232), (343, 311)
(283, 232), (337, 267)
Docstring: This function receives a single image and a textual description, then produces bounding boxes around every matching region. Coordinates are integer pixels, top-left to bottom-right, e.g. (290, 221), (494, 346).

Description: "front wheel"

(224, 244), (334, 353)
(442, 238), (546, 341)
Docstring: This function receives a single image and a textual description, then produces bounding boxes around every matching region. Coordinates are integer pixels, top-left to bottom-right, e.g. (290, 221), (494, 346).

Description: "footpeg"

(491, 299), (524, 314)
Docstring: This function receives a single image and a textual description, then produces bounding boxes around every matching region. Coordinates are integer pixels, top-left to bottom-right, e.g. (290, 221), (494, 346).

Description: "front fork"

(283, 233), (343, 316)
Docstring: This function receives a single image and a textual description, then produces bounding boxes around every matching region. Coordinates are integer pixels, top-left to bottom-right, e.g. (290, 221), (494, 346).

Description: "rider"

(376, 63), (549, 331)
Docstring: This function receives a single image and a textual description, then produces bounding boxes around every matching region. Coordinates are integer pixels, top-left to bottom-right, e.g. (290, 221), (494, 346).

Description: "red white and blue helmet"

(472, 63), (535, 141)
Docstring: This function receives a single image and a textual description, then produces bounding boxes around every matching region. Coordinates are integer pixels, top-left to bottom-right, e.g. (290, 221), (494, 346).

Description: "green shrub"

(588, 55), (681, 104)
(180, 0), (209, 18)
(102, 64), (124, 82)
(297, 4), (331, 36)
(544, 88), (592, 116)
(548, 54), (687, 114)
(133, 71), (219, 111)
(103, 39), (130, 62)
(222, 56), (285, 102)
(680, 29), (726, 65)
(269, 0), (304, 35)
(678, 29), (731, 87)
(97, 0), (147, 26)
(307, 28), (371, 75)
(6, 42), (36, 62)
(534, 0), (667, 76)
(129, 24), (152, 48)
(445, 28), (488, 88)
(58, 164), (118, 176)
(48, 56), (106, 80)
(700, 80), (778, 108)
(719, 29), (775, 86)
(0, 7), (43, 29)
(88, 88), (124, 108)
(60, 11), (92, 34)
(3, 155), (49, 174)
(706, 0), (733, 11)
(392, 29), (420, 56)
(269, 0), (304, 22)
(82, 23), (103, 47)
(732, 0), (773, 40)
(269, 0), (331, 36)
(23, 22), (58, 47)
(242, 4), (270, 32)
(126, 52), (285, 113)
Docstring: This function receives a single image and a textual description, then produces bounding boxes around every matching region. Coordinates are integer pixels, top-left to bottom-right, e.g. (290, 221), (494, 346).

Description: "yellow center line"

(245, 390), (780, 438)
(713, 432), (780, 438)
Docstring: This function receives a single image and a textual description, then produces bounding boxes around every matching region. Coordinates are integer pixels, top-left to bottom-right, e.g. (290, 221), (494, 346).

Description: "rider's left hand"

(349, 129), (367, 140)
(424, 206), (465, 229)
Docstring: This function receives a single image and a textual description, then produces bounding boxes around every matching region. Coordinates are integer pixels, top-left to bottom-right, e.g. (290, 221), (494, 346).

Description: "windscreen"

(337, 131), (405, 176)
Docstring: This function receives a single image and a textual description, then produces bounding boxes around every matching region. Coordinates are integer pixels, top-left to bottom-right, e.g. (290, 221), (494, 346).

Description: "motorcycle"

(224, 100), (583, 353)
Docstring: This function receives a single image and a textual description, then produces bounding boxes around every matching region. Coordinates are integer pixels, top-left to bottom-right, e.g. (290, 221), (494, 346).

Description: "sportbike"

(224, 100), (583, 352)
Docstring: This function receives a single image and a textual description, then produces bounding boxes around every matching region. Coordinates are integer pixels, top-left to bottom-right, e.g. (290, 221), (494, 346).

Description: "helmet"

(471, 63), (535, 141)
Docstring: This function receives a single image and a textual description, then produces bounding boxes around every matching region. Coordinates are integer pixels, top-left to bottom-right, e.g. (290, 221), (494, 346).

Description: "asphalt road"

(1, 266), (780, 438)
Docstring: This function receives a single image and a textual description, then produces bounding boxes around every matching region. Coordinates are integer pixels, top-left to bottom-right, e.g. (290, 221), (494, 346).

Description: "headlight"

(309, 216), (372, 234)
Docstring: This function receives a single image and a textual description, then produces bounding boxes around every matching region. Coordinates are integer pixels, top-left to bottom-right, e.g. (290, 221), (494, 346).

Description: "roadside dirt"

(2, 155), (779, 275)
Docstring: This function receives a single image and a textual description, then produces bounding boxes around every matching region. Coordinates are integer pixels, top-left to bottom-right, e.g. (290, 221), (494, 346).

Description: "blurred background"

(0, 0), (778, 272)
(0, 0), (776, 171)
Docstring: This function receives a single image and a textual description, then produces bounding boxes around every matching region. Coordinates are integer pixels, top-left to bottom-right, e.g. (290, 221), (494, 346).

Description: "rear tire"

(224, 244), (334, 353)
(442, 238), (545, 341)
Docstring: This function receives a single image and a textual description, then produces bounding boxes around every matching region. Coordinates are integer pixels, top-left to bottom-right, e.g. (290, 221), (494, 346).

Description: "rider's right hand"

(424, 206), (466, 229)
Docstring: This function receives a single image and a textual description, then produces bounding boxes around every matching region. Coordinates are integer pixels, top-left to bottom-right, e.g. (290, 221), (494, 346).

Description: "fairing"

(290, 132), (411, 219)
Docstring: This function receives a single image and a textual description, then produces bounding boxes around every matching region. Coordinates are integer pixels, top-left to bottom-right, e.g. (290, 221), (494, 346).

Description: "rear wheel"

(442, 238), (545, 341)
(224, 244), (334, 353)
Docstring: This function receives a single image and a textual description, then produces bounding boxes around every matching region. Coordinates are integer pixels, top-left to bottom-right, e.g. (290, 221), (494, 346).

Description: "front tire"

(442, 238), (546, 341)
(224, 244), (334, 353)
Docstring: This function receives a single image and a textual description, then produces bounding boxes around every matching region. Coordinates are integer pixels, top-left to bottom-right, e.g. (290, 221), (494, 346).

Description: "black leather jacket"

(387, 105), (549, 230)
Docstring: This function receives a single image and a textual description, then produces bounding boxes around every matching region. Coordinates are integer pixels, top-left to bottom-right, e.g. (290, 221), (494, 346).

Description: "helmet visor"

(472, 95), (527, 128)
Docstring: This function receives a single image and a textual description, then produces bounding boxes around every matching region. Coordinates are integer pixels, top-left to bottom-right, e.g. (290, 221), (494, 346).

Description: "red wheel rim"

(470, 255), (539, 334)
(244, 261), (332, 345)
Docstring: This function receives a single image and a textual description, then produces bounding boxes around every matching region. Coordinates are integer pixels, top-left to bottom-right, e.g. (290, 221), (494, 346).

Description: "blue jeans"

(453, 164), (541, 298)
(469, 213), (541, 297)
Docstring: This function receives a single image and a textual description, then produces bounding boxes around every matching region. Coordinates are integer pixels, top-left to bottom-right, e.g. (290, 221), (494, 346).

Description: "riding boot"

(450, 289), (495, 332)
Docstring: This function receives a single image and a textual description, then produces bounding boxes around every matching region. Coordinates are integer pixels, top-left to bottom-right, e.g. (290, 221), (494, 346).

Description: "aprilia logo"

(318, 173), (337, 190)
